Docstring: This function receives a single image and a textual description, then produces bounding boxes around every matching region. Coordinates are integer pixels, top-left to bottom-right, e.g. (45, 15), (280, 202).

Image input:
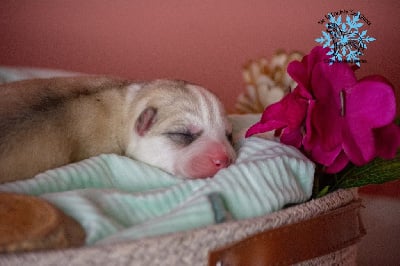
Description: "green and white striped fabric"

(0, 137), (314, 245)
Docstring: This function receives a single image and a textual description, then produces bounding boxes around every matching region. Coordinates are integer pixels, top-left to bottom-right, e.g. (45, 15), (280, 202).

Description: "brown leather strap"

(208, 200), (365, 266)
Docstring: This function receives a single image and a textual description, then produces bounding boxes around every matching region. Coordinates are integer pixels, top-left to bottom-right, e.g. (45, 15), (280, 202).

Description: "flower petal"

(245, 87), (309, 140)
(280, 128), (303, 148)
(245, 120), (286, 137)
(311, 61), (357, 100)
(305, 46), (331, 71)
(374, 124), (400, 159)
(346, 76), (396, 128)
(287, 61), (308, 88)
(287, 46), (330, 89)
(343, 76), (397, 163)
(303, 98), (316, 149)
(325, 151), (350, 173)
(308, 62), (356, 152)
(342, 123), (373, 165)
(308, 141), (342, 166)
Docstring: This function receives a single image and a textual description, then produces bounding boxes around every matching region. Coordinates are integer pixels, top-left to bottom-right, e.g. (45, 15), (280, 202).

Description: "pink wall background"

(0, 0), (399, 113)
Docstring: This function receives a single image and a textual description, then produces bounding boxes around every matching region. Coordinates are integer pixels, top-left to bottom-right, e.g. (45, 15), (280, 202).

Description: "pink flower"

(305, 64), (398, 172)
(246, 46), (400, 173)
(245, 86), (311, 148)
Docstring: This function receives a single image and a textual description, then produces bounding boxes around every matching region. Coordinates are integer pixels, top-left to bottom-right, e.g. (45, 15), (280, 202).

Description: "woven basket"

(0, 189), (365, 265)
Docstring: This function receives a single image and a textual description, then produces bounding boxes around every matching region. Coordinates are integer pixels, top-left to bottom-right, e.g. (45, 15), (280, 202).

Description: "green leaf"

(316, 186), (330, 198)
(334, 151), (400, 189)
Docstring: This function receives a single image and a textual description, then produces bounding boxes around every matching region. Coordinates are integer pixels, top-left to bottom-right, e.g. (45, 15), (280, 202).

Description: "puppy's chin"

(174, 169), (221, 180)
(170, 168), (222, 180)
(172, 167), (217, 180)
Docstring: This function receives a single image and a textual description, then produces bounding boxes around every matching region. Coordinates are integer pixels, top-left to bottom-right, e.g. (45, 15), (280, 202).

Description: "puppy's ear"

(135, 107), (157, 136)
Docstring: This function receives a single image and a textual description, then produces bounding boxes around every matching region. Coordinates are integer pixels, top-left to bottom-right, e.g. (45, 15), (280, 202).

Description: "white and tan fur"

(0, 77), (236, 183)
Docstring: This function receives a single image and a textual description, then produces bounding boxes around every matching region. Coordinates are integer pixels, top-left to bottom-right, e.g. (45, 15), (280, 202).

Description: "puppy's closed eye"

(226, 132), (233, 144)
(164, 131), (202, 146)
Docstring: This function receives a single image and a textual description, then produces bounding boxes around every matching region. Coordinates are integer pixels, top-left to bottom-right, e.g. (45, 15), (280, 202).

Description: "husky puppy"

(0, 77), (236, 183)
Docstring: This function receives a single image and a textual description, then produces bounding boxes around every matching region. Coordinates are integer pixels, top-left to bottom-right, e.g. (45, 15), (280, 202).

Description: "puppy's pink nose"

(212, 155), (231, 169)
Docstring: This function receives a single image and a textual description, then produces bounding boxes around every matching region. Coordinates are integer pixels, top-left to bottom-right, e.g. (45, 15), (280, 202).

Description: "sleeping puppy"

(0, 77), (236, 183)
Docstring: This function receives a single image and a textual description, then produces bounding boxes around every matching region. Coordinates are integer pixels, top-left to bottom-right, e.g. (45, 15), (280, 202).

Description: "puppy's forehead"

(184, 84), (227, 126)
(144, 80), (229, 131)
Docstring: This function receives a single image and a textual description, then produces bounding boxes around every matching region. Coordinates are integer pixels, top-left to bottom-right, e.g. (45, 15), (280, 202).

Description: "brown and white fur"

(0, 77), (236, 183)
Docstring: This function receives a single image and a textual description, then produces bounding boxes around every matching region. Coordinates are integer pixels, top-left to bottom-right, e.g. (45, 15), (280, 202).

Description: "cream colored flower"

(236, 50), (303, 114)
